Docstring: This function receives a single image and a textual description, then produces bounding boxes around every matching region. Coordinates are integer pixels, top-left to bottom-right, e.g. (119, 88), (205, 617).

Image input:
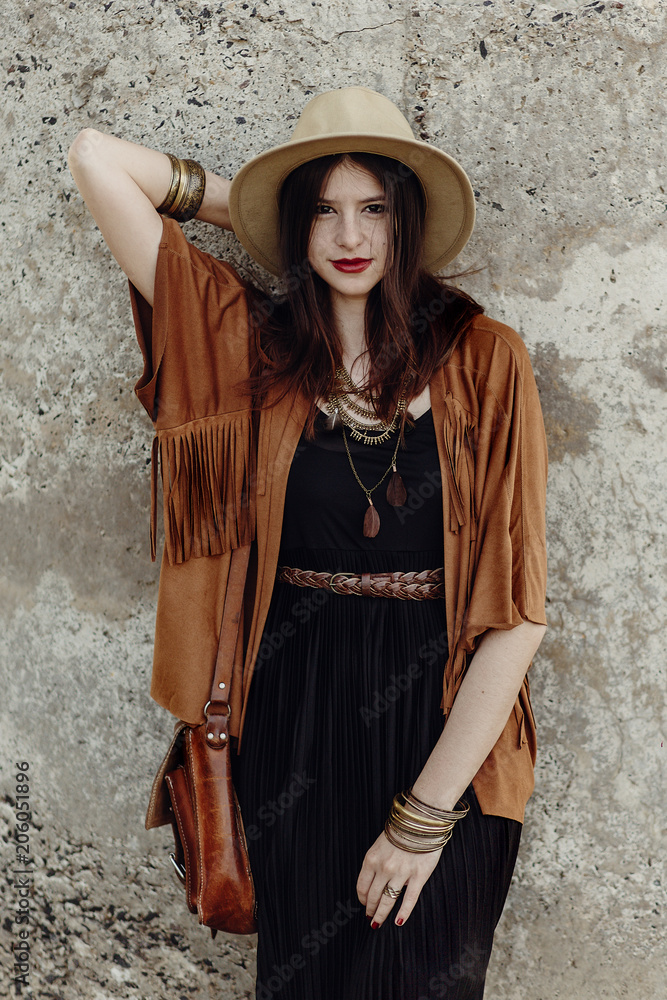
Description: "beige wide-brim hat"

(228, 86), (475, 277)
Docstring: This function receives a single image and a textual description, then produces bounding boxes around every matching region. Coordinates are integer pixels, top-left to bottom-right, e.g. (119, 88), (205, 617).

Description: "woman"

(68, 86), (547, 999)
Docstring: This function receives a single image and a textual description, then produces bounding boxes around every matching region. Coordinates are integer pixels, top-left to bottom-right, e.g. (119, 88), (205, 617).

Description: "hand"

(356, 828), (443, 928)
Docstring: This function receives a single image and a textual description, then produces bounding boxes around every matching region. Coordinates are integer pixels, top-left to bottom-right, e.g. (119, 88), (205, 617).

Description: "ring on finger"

(382, 882), (403, 899)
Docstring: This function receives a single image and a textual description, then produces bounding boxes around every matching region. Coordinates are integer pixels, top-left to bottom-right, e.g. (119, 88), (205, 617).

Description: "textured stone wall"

(1, 0), (665, 997)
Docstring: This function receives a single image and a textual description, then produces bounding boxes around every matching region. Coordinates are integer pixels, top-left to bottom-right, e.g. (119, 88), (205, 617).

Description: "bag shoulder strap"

(204, 543), (251, 748)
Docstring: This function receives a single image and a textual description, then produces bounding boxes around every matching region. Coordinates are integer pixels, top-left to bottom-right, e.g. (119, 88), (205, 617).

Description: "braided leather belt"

(277, 566), (445, 600)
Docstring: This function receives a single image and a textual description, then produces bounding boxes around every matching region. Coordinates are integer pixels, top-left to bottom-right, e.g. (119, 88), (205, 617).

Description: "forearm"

(411, 621), (547, 810)
(68, 128), (232, 229)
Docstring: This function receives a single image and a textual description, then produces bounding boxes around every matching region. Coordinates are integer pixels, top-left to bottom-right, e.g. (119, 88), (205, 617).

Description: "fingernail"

(396, 917), (404, 926)
(371, 921), (379, 929)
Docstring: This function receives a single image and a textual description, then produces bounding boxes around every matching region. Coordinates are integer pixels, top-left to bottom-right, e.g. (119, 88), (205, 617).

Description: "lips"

(331, 258), (373, 273)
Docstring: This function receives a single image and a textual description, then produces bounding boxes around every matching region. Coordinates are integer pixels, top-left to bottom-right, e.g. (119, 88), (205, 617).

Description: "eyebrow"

(317, 194), (386, 204)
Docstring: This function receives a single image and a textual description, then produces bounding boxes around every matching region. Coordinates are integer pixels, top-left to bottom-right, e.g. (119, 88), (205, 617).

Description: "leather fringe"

(440, 395), (479, 718)
(441, 647), (468, 721)
(150, 413), (255, 565)
(442, 394), (477, 537)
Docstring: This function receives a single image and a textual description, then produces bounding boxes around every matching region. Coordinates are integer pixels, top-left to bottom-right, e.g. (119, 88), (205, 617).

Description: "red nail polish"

(396, 917), (404, 926)
(371, 921), (379, 929)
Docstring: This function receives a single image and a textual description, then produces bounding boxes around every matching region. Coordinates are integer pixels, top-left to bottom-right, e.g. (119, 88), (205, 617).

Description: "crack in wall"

(336, 17), (406, 37)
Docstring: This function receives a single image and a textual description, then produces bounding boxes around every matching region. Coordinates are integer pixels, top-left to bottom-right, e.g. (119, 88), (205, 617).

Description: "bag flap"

(145, 721), (190, 830)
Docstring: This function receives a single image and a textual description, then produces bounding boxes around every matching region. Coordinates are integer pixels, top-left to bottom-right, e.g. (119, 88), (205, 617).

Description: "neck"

(330, 291), (368, 374)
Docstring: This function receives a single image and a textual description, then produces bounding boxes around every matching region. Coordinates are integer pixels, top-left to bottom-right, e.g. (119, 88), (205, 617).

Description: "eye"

(364, 203), (386, 215)
(315, 203), (334, 215)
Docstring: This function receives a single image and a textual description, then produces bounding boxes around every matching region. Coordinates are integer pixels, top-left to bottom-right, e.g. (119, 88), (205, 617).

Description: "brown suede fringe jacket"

(128, 217), (548, 825)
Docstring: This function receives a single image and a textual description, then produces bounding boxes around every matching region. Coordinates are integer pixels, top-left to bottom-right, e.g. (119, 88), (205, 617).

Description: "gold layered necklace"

(324, 366), (408, 537)
(325, 366), (407, 445)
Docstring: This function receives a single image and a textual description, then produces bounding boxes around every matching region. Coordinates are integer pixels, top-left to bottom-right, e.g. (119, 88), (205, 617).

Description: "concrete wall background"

(1, 0), (665, 997)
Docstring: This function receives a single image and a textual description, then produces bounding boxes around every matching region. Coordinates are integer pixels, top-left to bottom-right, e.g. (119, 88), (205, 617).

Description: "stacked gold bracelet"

(156, 153), (206, 223)
(384, 789), (470, 853)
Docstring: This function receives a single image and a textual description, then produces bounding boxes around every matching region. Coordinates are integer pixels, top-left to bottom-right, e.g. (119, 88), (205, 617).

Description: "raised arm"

(67, 129), (233, 307)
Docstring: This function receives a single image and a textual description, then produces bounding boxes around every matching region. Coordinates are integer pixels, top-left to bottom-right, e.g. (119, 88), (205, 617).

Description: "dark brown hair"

(238, 152), (483, 439)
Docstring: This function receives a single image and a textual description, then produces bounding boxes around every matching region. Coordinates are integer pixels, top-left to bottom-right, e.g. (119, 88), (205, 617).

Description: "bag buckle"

(169, 852), (186, 885)
(203, 699), (231, 747)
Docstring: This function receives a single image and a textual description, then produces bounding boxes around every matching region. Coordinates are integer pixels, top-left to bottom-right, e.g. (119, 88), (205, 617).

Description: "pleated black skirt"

(232, 411), (522, 1000)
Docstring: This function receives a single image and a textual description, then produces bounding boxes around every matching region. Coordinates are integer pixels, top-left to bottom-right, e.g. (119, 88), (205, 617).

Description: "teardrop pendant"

(363, 498), (381, 538)
(386, 465), (407, 507)
(327, 406), (341, 431)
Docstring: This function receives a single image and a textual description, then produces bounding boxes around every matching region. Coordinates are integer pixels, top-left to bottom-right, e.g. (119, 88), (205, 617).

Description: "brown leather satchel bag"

(145, 544), (257, 936)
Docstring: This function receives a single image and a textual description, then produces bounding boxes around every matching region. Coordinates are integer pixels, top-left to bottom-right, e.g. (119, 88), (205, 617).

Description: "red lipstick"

(331, 258), (372, 273)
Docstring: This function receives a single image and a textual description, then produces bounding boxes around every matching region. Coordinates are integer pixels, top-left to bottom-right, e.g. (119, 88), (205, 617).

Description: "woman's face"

(307, 160), (390, 305)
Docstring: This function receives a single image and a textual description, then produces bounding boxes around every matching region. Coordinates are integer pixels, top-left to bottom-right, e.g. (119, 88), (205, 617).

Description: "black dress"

(232, 408), (521, 1000)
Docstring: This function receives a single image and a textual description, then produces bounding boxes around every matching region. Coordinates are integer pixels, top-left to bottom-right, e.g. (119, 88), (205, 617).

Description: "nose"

(335, 210), (364, 251)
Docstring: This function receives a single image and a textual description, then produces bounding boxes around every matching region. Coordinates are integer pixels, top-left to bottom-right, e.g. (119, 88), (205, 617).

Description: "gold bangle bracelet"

(174, 158), (206, 222)
(157, 156), (206, 223)
(392, 795), (463, 830)
(384, 820), (452, 853)
(404, 789), (470, 822)
(170, 161), (191, 218)
(168, 158), (206, 222)
(383, 789), (469, 855)
(156, 153), (181, 214)
(388, 820), (455, 843)
(389, 807), (456, 837)
(387, 830), (453, 850)
(391, 801), (453, 830)
(387, 812), (456, 839)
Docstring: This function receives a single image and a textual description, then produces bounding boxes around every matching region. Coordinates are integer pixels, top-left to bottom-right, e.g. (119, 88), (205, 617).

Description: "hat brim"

(229, 133), (475, 277)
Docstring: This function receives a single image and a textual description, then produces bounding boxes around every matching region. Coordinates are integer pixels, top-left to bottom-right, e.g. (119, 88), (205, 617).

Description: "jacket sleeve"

(127, 215), (252, 428)
(463, 326), (548, 647)
(126, 216), (256, 564)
